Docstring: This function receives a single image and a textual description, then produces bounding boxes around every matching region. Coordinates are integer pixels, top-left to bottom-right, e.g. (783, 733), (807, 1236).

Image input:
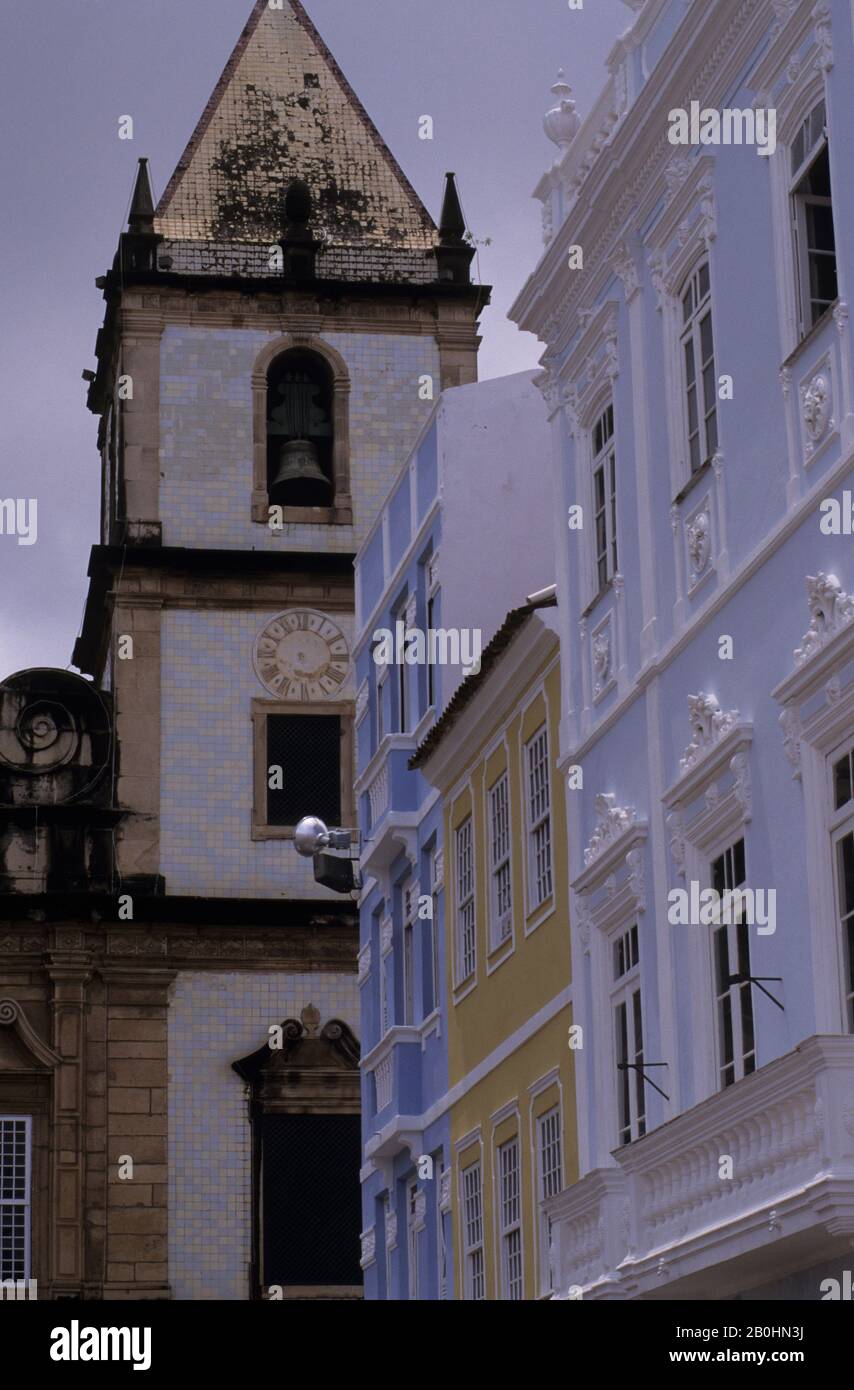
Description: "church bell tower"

(63, 0), (488, 1300)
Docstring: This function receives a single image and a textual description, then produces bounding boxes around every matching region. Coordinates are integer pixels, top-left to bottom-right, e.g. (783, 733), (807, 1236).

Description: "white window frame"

(406, 1177), (419, 1301)
(790, 98), (837, 339)
(610, 922), (646, 1146)
(536, 1106), (563, 1295)
(709, 836), (756, 1090)
(460, 1161), (485, 1301)
(828, 738), (854, 1032)
(678, 260), (718, 478)
(402, 881), (415, 1026)
(525, 726), (553, 912)
(436, 1158), (448, 1301)
(376, 660), (388, 747)
(498, 1137), (523, 1301)
(591, 400), (618, 594)
(0, 1115), (32, 1283)
(488, 772), (513, 949)
(454, 816), (476, 984)
(430, 847), (442, 1012)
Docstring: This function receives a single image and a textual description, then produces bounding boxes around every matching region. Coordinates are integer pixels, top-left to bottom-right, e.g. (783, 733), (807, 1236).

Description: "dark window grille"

(261, 1113), (362, 1287)
(266, 714), (341, 827)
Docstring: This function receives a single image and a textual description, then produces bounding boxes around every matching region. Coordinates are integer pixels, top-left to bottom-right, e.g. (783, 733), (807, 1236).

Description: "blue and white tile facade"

(354, 374), (554, 1298)
(511, 0), (854, 1298)
(160, 326), (439, 551)
(167, 970), (359, 1300)
(160, 607), (355, 898)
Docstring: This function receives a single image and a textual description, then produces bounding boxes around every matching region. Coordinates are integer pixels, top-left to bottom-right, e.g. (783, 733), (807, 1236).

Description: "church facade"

(0, 0), (486, 1300)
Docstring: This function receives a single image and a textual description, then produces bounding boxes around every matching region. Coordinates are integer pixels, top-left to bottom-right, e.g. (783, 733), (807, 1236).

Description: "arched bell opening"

(266, 349), (334, 509)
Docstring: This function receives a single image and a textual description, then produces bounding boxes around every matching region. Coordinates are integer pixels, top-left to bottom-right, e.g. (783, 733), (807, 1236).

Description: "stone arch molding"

(0, 998), (61, 1072)
(251, 333), (353, 525)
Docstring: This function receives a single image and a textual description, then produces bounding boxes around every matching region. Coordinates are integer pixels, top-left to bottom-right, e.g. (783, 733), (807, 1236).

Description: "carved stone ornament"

(543, 70), (580, 152)
(440, 1166), (452, 1213)
(794, 573), (854, 667)
(355, 679), (369, 724)
(380, 917), (393, 956)
(360, 1227), (377, 1268)
(357, 943), (372, 985)
(801, 370), (832, 448)
(779, 704), (802, 777)
(385, 1206), (398, 1250)
(583, 793), (637, 867)
(592, 628), (612, 698)
(679, 694), (740, 774)
(686, 510), (711, 581)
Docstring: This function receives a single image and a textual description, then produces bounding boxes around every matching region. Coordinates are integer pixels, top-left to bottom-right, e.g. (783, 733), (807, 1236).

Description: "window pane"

(838, 832), (854, 917)
(698, 262), (710, 300)
(835, 755), (852, 810)
(267, 715), (341, 827)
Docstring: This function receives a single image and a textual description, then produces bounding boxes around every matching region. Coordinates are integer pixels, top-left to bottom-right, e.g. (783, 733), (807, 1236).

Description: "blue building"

(354, 373), (553, 1298)
(511, 0), (854, 1298)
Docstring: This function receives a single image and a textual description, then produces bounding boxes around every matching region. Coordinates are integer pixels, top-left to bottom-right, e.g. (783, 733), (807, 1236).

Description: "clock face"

(254, 610), (350, 701)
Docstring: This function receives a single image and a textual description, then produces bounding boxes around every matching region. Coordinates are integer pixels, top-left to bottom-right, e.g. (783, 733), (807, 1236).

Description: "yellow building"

(412, 592), (577, 1300)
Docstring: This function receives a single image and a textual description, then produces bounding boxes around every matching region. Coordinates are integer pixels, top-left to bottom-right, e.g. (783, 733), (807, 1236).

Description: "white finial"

(544, 70), (580, 152)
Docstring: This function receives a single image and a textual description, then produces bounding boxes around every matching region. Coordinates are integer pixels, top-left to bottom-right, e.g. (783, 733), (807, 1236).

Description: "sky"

(0, 0), (631, 678)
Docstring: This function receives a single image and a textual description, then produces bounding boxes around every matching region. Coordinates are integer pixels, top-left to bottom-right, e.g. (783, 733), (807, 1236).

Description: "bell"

(272, 439), (331, 496)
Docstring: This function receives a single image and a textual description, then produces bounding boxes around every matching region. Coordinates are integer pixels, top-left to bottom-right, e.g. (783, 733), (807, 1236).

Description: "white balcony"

(548, 1036), (854, 1300)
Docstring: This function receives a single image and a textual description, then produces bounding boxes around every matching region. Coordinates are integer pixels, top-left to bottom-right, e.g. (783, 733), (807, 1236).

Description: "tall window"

(612, 923), (645, 1145)
(791, 100), (838, 335)
(830, 745), (854, 1031)
(498, 1137), (523, 1300)
(537, 1107), (563, 1293)
(592, 403), (617, 591)
(489, 773), (512, 946)
(436, 1160), (448, 1300)
(376, 664), (387, 747)
(403, 883), (415, 1026)
(429, 848), (442, 1012)
(461, 1162), (485, 1300)
(455, 817), (475, 982)
(0, 1117), (31, 1282)
(680, 262), (717, 475)
(396, 602), (410, 734)
(383, 1192), (393, 1298)
(526, 728), (553, 909)
(266, 713), (341, 828)
(379, 931), (390, 1038)
(426, 590), (438, 710)
(406, 1179), (420, 1301)
(712, 838), (755, 1089)
(266, 349), (334, 507)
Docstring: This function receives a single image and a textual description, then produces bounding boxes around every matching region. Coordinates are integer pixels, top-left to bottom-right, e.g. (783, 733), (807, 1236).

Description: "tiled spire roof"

(154, 0), (436, 251)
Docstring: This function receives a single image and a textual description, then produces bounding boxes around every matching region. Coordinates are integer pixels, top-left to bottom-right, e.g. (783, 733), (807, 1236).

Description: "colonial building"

(0, 0), (487, 1300)
(412, 594), (576, 1301)
(511, 0), (854, 1298)
(353, 371), (554, 1298)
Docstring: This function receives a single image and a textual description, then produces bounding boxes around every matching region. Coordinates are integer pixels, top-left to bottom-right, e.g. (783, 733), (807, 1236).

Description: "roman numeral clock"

(253, 609), (350, 701)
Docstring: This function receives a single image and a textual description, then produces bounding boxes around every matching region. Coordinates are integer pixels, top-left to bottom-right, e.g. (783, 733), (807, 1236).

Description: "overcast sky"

(0, 0), (630, 678)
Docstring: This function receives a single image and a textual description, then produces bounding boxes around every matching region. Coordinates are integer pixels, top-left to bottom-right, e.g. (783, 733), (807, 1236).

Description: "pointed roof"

(128, 158), (156, 233)
(155, 0), (436, 251)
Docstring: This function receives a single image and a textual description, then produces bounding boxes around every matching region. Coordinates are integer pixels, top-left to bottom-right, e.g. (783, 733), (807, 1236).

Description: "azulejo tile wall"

(159, 327), (440, 550)
(167, 971), (359, 1301)
(160, 607), (355, 898)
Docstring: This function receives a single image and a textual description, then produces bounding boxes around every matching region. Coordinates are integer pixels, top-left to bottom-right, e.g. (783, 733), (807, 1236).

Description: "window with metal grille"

(612, 924), (645, 1145)
(832, 744), (854, 1031)
(261, 1113), (362, 1288)
(711, 838), (755, 1089)
(526, 728), (553, 909)
(537, 1107), (563, 1293)
(266, 713), (340, 828)
(461, 1162), (484, 1301)
(426, 592), (438, 709)
(489, 773), (512, 947)
(0, 1117), (31, 1283)
(679, 261), (717, 475)
(592, 403), (617, 592)
(791, 100), (838, 335)
(429, 848), (442, 1014)
(455, 817), (475, 982)
(499, 1137), (523, 1300)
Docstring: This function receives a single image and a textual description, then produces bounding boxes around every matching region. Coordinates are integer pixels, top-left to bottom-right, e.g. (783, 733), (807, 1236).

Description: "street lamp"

(293, 816), (361, 894)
